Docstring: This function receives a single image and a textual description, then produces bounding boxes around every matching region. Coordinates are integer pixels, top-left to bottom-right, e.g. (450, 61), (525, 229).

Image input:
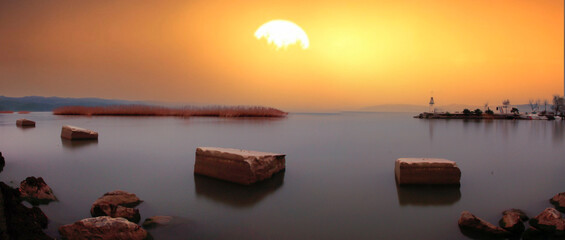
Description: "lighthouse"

(429, 97), (435, 113)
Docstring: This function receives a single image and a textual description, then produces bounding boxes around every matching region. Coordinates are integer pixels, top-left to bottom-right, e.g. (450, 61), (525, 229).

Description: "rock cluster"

(90, 190), (143, 223)
(0, 181), (53, 239)
(0, 153), (53, 239)
(19, 176), (57, 205)
(194, 147), (286, 185)
(58, 190), (148, 239)
(459, 192), (565, 239)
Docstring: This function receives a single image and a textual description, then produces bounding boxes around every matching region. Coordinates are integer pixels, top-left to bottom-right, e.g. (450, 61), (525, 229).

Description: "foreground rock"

(59, 216), (148, 240)
(458, 211), (511, 238)
(395, 158), (461, 185)
(60, 125), (98, 140)
(142, 215), (173, 229)
(91, 190), (142, 223)
(499, 209), (528, 234)
(19, 176), (57, 205)
(194, 147), (286, 185)
(550, 192), (565, 212)
(0, 182), (53, 239)
(529, 208), (565, 235)
(16, 118), (36, 127)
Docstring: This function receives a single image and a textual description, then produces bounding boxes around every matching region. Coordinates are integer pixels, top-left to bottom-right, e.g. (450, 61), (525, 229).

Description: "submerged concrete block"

(395, 158), (461, 185)
(194, 147), (285, 185)
(16, 119), (35, 127)
(61, 125), (98, 140)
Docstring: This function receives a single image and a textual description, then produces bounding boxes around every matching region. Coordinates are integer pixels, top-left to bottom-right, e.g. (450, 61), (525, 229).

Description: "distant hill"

(0, 96), (146, 111)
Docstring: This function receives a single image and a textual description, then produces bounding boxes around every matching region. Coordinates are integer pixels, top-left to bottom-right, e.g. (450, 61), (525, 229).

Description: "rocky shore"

(0, 152), (177, 239)
(459, 193), (565, 239)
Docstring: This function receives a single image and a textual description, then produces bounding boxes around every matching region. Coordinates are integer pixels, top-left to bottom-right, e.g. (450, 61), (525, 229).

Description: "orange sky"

(0, 0), (563, 111)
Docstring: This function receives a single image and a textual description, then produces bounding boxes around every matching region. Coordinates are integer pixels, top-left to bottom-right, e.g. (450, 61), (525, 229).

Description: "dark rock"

(19, 176), (57, 205)
(458, 211), (511, 238)
(529, 208), (565, 235)
(91, 190), (142, 223)
(522, 227), (551, 240)
(550, 193), (565, 213)
(142, 216), (173, 229)
(0, 152), (4, 173)
(0, 182), (53, 239)
(59, 216), (148, 240)
(499, 209), (528, 234)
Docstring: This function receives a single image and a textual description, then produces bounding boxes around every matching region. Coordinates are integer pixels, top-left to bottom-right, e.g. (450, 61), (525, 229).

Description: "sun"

(254, 20), (309, 50)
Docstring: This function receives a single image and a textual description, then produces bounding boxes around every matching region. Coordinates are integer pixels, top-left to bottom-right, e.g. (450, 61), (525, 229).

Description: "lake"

(1, 112), (565, 239)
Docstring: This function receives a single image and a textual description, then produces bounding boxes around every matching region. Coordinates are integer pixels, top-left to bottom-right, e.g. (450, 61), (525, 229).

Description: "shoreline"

(414, 112), (563, 120)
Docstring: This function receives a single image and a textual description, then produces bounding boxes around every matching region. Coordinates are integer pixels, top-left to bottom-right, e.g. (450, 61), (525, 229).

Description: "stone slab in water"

(60, 125), (98, 140)
(16, 119), (35, 127)
(194, 147), (285, 185)
(395, 158), (461, 185)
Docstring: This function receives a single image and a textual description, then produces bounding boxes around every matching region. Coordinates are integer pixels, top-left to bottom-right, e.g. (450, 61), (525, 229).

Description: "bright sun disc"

(255, 20), (309, 50)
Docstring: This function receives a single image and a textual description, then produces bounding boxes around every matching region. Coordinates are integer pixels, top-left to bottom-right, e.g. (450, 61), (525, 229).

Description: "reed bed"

(52, 105), (288, 118)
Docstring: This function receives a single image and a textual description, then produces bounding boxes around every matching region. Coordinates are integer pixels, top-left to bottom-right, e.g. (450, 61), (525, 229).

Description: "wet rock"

(91, 190), (142, 223)
(59, 216), (148, 240)
(458, 211), (511, 238)
(529, 208), (565, 235)
(19, 176), (57, 205)
(394, 158), (461, 185)
(60, 125), (98, 140)
(0, 182), (53, 239)
(550, 192), (565, 213)
(142, 216), (173, 229)
(16, 118), (36, 127)
(194, 147), (286, 185)
(499, 209), (528, 234)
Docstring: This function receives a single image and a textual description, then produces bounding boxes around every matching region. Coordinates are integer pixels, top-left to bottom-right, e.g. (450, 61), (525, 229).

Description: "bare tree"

(553, 95), (564, 115)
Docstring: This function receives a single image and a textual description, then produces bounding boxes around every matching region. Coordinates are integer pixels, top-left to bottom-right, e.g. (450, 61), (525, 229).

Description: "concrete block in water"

(395, 158), (461, 185)
(194, 147), (285, 185)
(61, 125), (98, 140)
(16, 119), (35, 127)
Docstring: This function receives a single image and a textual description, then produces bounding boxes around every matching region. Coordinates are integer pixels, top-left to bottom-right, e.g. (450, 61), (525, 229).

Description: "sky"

(0, 0), (563, 111)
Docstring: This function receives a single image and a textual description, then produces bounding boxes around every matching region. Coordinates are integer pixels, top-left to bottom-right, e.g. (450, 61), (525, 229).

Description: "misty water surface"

(1, 112), (565, 239)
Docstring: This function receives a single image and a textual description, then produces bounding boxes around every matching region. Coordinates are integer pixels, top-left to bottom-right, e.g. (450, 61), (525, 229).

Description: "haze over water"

(1, 112), (565, 239)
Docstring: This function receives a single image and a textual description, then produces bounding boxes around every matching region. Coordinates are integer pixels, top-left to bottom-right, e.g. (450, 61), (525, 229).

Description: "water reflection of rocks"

(194, 171), (285, 208)
(61, 139), (98, 149)
(396, 184), (461, 206)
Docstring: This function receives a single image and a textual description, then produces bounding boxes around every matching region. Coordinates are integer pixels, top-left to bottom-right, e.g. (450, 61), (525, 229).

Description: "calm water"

(1, 112), (565, 239)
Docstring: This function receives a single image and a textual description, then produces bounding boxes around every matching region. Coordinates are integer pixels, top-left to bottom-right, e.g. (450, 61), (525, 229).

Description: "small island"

(53, 105), (287, 118)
